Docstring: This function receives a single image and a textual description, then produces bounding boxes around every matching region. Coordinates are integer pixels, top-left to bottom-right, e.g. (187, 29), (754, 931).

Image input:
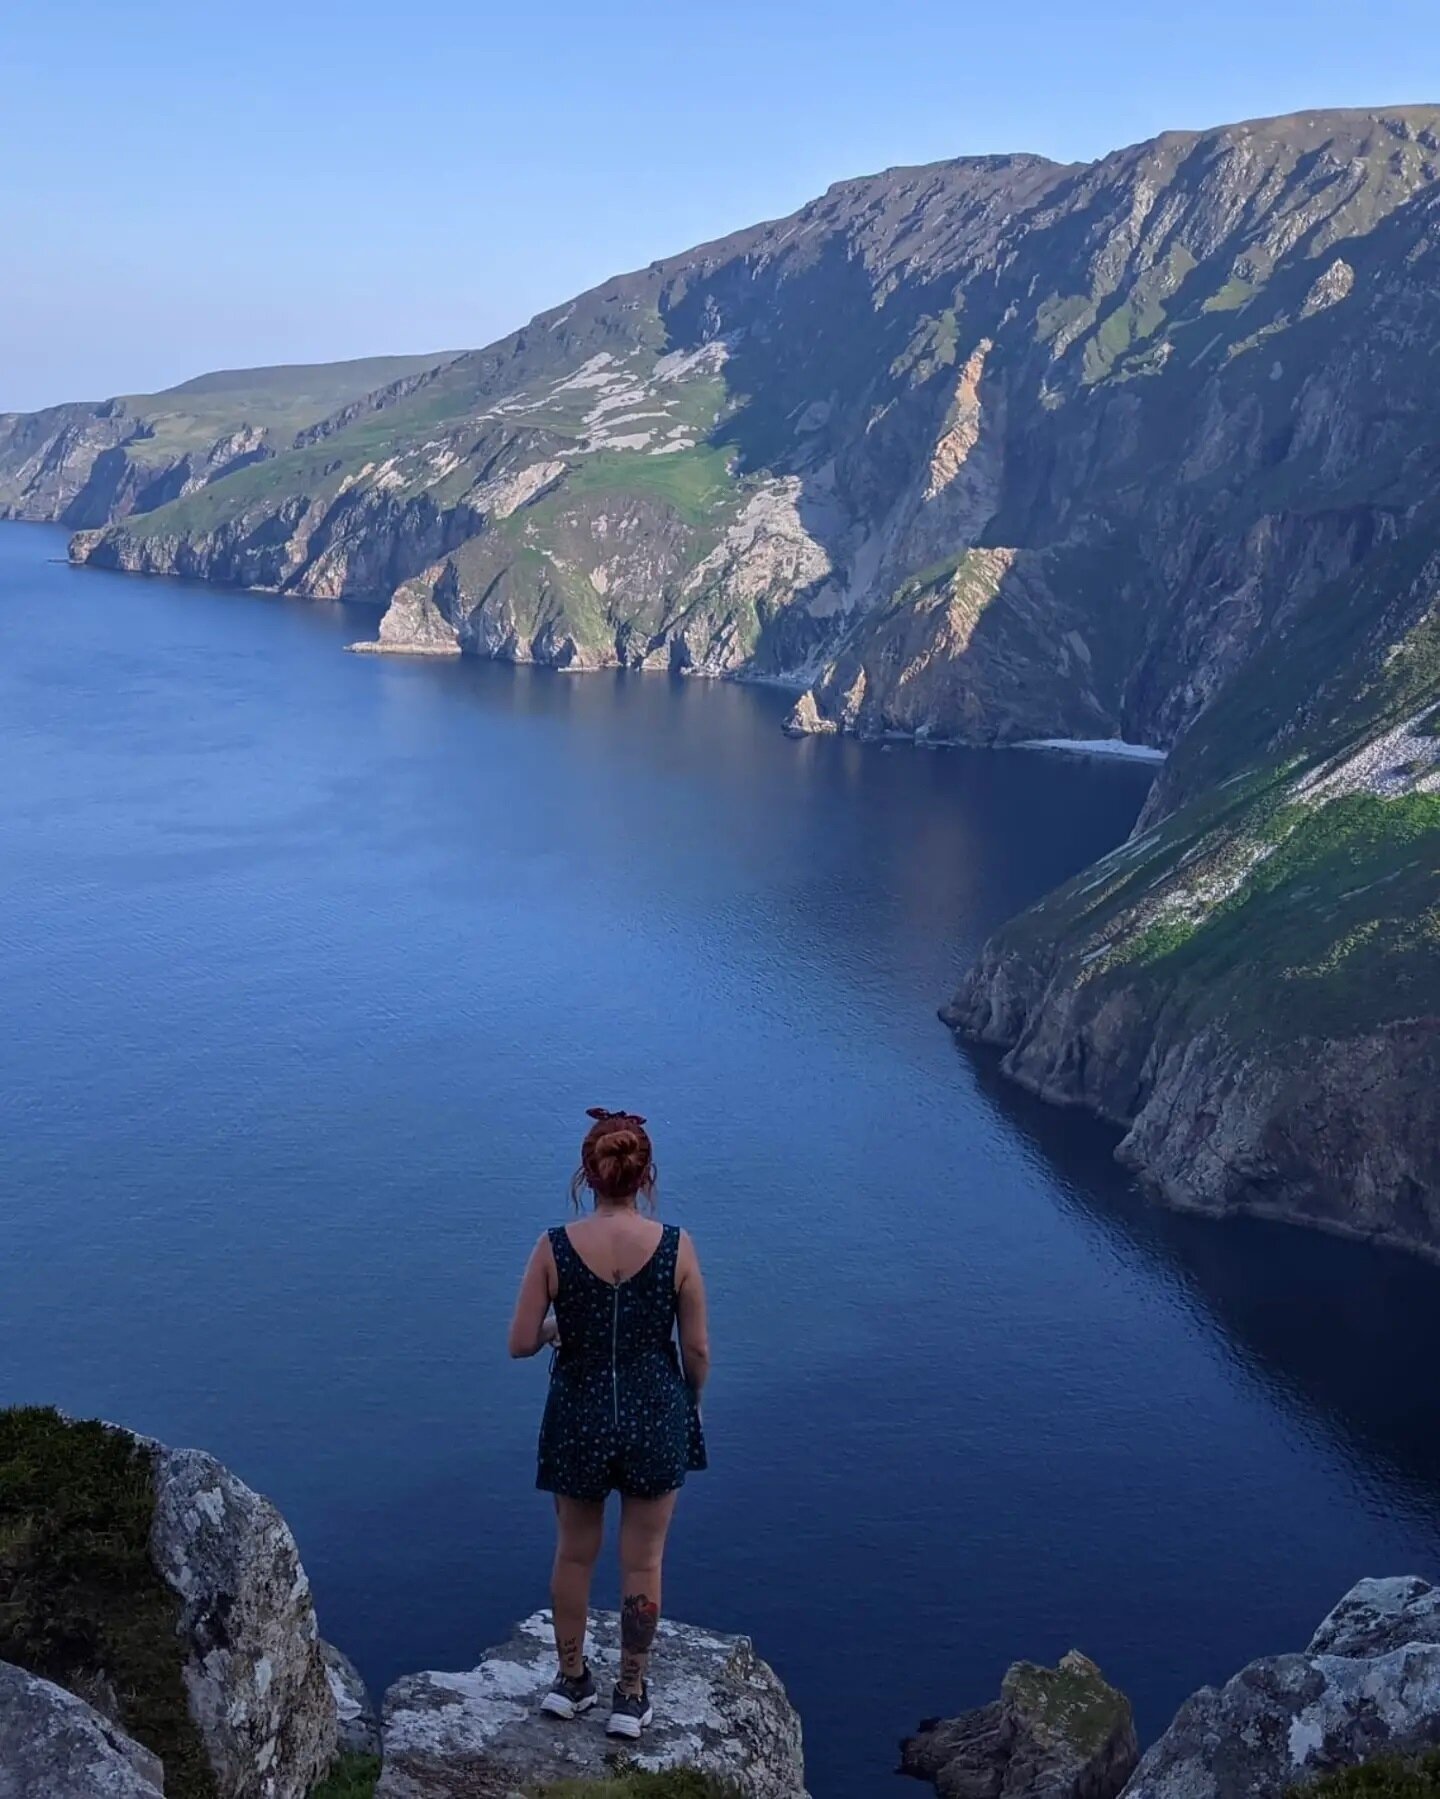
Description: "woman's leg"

(551, 1495), (605, 1676)
(616, 1490), (677, 1696)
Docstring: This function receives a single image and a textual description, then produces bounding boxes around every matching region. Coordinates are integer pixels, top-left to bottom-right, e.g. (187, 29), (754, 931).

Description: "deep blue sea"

(4, 521), (1440, 1796)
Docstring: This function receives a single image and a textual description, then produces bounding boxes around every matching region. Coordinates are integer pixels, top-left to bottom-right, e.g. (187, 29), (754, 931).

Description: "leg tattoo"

(620, 1593), (659, 1693)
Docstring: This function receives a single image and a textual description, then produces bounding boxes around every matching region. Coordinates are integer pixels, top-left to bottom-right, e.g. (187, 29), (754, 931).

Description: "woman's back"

(563, 1212), (665, 1285)
(549, 1220), (679, 1372)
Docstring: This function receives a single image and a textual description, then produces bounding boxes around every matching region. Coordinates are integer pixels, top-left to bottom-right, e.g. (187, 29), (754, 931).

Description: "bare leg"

(551, 1495), (604, 1677)
(617, 1490), (677, 1696)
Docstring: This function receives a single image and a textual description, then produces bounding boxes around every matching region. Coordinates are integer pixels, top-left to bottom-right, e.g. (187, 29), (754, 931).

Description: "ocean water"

(3, 521), (1439, 1795)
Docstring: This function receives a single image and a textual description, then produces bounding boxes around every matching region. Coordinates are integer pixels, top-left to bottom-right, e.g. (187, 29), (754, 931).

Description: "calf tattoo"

(621, 1592), (659, 1657)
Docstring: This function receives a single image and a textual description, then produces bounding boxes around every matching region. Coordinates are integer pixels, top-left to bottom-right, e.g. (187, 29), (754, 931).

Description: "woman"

(508, 1107), (709, 1739)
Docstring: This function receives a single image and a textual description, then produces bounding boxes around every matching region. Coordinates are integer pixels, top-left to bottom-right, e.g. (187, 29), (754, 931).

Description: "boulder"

(322, 1642), (381, 1757)
(142, 1436), (339, 1798)
(0, 1661), (165, 1799)
(902, 1650), (1139, 1799)
(377, 1609), (808, 1799)
(1123, 1576), (1440, 1798)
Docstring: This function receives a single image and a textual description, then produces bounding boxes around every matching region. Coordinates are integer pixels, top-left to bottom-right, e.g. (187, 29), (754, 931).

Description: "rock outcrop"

(322, 1642), (381, 1758)
(0, 1662), (165, 1799)
(1124, 1577), (1440, 1798)
(0, 1407), (344, 1799)
(945, 531), (1439, 1257)
(142, 1435), (339, 1797)
(901, 1651), (1138, 1799)
(377, 1609), (808, 1799)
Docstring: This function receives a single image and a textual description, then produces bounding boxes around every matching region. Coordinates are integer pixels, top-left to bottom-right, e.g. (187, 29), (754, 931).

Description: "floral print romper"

(537, 1223), (707, 1501)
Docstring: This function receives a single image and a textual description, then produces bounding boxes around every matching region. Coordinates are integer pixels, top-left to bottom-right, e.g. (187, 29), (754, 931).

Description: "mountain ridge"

(4, 103), (1437, 1251)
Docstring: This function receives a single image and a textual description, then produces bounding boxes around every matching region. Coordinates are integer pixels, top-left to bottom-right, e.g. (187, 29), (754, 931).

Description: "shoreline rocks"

(902, 1651), (1138, 1799)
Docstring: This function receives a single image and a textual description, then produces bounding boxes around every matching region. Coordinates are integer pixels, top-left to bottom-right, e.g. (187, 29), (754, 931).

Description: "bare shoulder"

(675, 1227), (702, 1273)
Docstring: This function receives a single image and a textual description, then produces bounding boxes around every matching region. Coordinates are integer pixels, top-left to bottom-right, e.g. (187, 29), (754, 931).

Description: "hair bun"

(586, 1105), (647, 1126)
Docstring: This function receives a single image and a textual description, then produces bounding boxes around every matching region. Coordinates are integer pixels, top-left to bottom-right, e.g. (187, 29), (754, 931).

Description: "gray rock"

(0, 1661), (165, 1798)
(143, 1437), (338, 1799)
(377, 1609), (808, 1799)
(1307, 1577), (1440, 1659)
(1123, 1577), (1440, 1798)
(902, 1650), (1138, 1799)
(323, 1641), (381, 1757)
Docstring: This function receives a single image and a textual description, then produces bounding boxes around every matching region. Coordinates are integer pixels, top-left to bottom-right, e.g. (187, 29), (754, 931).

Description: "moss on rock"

(1005, 1651), (1133, 1757)
(0, 1405), (217, 1799)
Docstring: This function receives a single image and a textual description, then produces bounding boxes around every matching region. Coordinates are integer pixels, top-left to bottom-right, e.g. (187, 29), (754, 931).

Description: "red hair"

(571, 1107), (656, 1208)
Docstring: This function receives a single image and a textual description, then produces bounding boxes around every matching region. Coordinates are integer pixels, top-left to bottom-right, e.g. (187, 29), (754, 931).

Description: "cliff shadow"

(960, 1037), (1440, 1510)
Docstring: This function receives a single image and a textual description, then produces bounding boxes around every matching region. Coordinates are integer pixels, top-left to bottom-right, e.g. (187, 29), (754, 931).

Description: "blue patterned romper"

(537, 1223), (707, 1501)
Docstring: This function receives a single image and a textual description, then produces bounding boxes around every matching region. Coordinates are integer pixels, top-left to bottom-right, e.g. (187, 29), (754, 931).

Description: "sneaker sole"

(541, 1693), (598, 1720)
(606, 1707), (654, 1738)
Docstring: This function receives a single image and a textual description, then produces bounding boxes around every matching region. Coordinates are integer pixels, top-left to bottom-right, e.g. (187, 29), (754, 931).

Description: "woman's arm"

(508, 1234), (557, 1358)
(675, 1229), (710, 1395)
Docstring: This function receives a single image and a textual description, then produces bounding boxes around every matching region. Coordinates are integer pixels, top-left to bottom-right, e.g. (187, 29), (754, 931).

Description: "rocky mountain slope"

(0, 355), (451, 529)
(5, 104), (1437, 1247)
(31, 108), (1440, 746)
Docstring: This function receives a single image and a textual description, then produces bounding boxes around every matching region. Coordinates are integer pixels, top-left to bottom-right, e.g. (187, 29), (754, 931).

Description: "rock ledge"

(378, 1609), (808, 1799)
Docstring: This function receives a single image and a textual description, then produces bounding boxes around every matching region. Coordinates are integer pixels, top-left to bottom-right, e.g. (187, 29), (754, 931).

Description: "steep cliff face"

(41, 107), (1440, 762)
(945, 522), (1440, 1255)
(14, 105), (1440, 1249)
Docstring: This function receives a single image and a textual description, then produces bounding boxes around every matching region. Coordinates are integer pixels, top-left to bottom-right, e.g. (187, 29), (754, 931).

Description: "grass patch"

(0, 1406), (217, 1799)
(1203, 277), (1260, 313)
(558, 445), (738, 524)
(532, 1773), (741, 1799)
(1290, 1751), (1440, 1796)
(312, 1753), (382, 1799)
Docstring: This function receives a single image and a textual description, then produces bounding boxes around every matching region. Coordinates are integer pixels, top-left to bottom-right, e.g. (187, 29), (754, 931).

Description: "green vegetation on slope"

(557, 445), (738, 524)
(1115, 791), (1440, 1040)
(121, 355), (452, 461)
(1290, 1752), (1440, 1797)
(533, 1773), (740, 1799)
(311, 1753), (383, 1798)
(0, 1406), (217, 1799)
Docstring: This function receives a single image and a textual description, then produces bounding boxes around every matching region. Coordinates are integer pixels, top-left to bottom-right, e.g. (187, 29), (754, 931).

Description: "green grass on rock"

(0, 1405), (217, 1799)
(1290, 1752), (1440, 1797)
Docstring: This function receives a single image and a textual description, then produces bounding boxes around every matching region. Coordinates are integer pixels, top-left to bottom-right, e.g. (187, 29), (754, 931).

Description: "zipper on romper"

(611, 1284), (620, 1428)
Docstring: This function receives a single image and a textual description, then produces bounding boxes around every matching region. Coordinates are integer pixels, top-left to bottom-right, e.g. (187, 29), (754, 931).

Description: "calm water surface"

(4, 522), (1439, 1795)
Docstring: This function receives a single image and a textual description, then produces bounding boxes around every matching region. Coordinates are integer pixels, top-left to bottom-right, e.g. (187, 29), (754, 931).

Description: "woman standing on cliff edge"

(508, 1107), (710, 1740)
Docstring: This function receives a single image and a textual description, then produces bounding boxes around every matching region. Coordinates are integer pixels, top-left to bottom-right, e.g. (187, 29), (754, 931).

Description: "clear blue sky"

(5, 0), (1438, 411)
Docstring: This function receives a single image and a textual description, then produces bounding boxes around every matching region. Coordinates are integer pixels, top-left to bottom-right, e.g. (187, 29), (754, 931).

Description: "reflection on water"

(1, 523), (1437, 1797)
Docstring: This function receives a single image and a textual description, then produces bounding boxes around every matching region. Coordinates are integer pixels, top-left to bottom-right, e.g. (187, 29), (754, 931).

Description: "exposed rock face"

(1123, 1577), (1440, 1798)
(28, 106), (1438, 758)
(0, 1661), (165, 1799)
(377, 1609), (808, 1799)
(142, 1437), (338, 1798)
(902, 1651), (1138, 1799)
(946, 532), (1439, 1255)
(17, 107), (1440, 1250)
(322, 1643), (381, 1758)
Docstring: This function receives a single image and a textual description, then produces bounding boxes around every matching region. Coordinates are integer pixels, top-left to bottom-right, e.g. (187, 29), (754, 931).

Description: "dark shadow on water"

(962, 1039), (1440, 1511)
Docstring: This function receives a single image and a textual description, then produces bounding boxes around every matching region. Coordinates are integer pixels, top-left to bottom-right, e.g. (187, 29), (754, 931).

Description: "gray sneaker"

(606, 1683), (654, 1739)
(541, 1663), (598, 1719)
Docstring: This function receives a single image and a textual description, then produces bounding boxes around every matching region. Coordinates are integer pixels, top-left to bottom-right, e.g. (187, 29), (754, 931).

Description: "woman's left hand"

(540, 1315), (561, 1349)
